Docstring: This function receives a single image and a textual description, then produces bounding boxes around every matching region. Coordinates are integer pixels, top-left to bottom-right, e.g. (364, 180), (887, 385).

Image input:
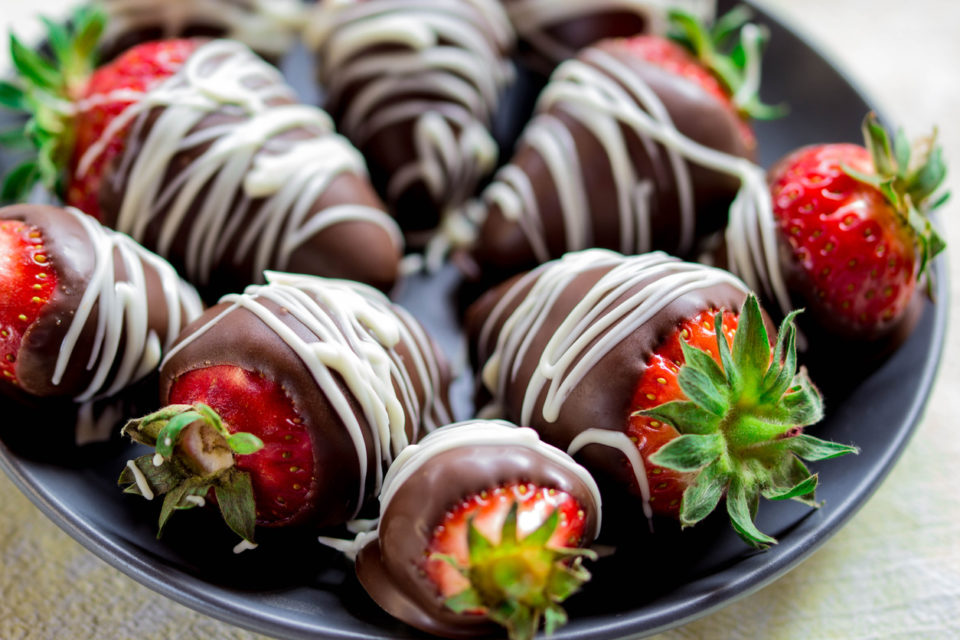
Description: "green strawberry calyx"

(118, 403), (264, 545)
(637, 294), (858, 549)
(0, 6), (106, 202)
(843, 112), (949, 284)
(434, 501), (598, 640)
(669, 5), (786, 121)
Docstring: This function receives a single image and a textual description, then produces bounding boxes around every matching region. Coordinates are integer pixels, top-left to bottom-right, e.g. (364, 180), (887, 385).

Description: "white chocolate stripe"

(506, 0), (715, 67)
(88, 40), (401, 288)
(162, 273), (448, 516)
(307, 0), (513, 211)
(379, 420), (603, 538)
(50, 208), (203, 403)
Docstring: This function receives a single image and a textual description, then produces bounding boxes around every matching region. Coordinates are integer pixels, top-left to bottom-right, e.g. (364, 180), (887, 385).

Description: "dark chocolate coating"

(465, 256), (750, 497)
(471, 38), (755, 283)
(505, 0), (651, 75)
(160, 285), (452, 529)
(356, 441), (600, 638)
(98, 43), (401, 301)
(312, 0), (514, 236)
(0, 204), (197, 399)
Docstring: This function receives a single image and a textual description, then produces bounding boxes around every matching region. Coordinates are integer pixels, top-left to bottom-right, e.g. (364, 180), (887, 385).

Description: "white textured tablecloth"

(1, 1), (958, 638)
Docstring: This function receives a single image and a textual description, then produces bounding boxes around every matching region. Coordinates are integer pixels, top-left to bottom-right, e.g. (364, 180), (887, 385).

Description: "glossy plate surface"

(0, 2), (948, 639)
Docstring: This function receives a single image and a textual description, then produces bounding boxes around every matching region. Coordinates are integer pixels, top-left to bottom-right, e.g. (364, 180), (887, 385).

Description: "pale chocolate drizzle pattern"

(43, 207), (203, 403)
(99, 0), (304, 58)
(305, 0), (514, 222)
(162, 272), (452, 514)
(78, 39), (402, 289)
(505, 0), (714, 71)
(474, 249), (749, 519)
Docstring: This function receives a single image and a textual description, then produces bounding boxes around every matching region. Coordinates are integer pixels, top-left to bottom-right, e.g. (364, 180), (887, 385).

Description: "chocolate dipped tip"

(354, 420), (602, 640)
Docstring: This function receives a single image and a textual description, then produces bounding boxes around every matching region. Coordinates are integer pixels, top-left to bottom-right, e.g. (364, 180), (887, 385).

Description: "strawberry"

(351, 420), (601, 640)
(65, 38), (200, 219)
(0, 220), (57, 386)
(769, 114), (949, 338)
(166, 365), (314, 527)
(637, 6), (786, 148)
(633, 295), (858, 547)
(427, 483), (594, 640)
(627, 307), (739, 518)
(119, 273), (452, 546)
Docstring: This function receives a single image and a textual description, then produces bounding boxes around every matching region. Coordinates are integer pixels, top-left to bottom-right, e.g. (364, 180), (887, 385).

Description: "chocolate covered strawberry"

(351, 420), (601, 640)
(1, 8), (402, 297)
(120, 272), (452, 544)
(467, 8), (781, 281)
(467, 250), (857, 547)
(765, 114), (948, 339)
(0, 203), (202, 402)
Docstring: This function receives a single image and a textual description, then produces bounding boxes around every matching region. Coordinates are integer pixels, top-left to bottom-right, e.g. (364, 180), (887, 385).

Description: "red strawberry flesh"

(67, 39), (200, 220)
(0, 221), (58, 386)
(167, 364), (315, 526)
(613, 36), (756, 149)
(627, 308), (739, 518)
(426, 482), (587, 603)
(770, 143), (916, 333)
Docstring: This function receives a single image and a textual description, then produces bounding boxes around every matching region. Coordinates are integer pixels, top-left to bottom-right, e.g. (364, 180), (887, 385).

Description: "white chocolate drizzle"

(505, 0), (715, 70)
(80, 39), (402, 287)
(126, 459), (155, 500)
(476, 43), (791, 311)
(162, 272), (451, 516)
(306, 0), (514, 213)
(100, 0), (304, 58)
(51, 207), (203, 403)
(232, 539), (259, 554)
(476, 249), (748, 521)
(74, 400), (123, 446)
(379, 420), (602, 538)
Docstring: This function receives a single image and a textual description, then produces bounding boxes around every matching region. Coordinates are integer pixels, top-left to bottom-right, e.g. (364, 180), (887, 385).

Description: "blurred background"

(0, 1), (956, 638)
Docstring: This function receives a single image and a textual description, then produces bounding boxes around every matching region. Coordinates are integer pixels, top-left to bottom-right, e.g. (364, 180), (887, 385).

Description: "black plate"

(0, 2), (948, 639)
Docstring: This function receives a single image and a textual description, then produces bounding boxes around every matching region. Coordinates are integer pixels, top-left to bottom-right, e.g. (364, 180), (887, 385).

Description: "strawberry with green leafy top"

(768, 113), (948, 339)
(352, 420), (601, 640)
(629, 296), (858, 547)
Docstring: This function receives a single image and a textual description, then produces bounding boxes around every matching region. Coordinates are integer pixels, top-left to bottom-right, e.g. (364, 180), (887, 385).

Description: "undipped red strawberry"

(0, 221), (57, 386)
(769, 114), (948, 338)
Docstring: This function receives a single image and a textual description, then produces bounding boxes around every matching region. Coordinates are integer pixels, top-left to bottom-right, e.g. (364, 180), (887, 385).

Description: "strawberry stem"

(118, 403), (264, 544)
(843, 113), (949, 288)
(668, 6), (786, 121)
(639, 295), (858, 548)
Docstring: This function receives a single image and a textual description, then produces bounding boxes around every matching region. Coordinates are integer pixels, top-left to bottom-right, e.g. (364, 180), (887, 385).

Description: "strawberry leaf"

(679, 459), (726, 526)
(763, 473), (817, 502)
(635, 401), (720, 435)
(677, 365), (729, 416)
(649, 433), (724, 472)
(523, 507), (559, 547)
(894, 128), (911, 174)
(0, 160), (39, 202)
(215, 469), (257, 543)
(227, 432), (265, 455)
(543, 605), (568, 636)
(727, 479), (776, 548)
(786, 434), (859, 461)
(9, 35), (60, 91)
(468, 516), (494, 564)
(731, 294), (769, 390)
(445, 588), (483, 614)
(0, 81), (27, 111)
(863, 113), (895, 177)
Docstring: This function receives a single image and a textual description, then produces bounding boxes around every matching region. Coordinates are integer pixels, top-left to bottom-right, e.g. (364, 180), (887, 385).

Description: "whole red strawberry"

(768, 114), (948, 339)
(352, 421), (601, 640)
